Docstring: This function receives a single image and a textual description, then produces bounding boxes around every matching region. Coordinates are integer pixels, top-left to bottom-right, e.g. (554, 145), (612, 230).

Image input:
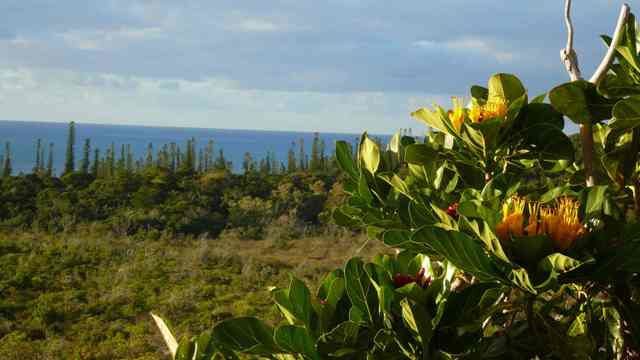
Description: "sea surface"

(0, 120), (378, 175)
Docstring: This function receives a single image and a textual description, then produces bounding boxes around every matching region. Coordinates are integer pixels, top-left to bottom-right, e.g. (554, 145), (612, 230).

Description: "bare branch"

(589, 3), (631, 84)
(560, 0), (582, 81)
(564, 0), (575, 54)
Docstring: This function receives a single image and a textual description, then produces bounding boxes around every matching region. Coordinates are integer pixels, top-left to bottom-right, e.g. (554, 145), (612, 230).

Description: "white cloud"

(57, 27), (165, 51)
(236, 19), (280, 33)
(412, 37), (516, 63)
(0, 66), (447, 134)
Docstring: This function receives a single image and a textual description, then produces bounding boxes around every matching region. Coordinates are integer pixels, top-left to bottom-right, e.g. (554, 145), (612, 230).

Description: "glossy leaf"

(359, 134), (381, 175)
(336, 140), (358, 181)
(274, 325), (321, 360)
(412, 226), (504, 282)
(611, 95), (640, 129)
(488, 73), (526, 103)
(344, 258), (375, 324)
(549, 80), (616, 124)
(210, 317), (280, 355)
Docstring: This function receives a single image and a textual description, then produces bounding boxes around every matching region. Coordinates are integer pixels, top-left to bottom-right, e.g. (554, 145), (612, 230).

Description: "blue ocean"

(0, 120), (375, 174)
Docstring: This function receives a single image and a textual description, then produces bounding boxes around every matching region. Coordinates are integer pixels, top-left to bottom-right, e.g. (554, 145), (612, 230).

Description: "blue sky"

(0, 1), (629, 134)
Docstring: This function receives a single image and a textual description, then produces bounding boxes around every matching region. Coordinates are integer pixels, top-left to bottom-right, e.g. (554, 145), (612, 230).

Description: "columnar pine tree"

(206, 140), (214, 171)
(176, 145), (182, 169)
(242, 152), (254, 174)
(39, 142), (45, 173)
(81, 138), (91, 174)
(126, 144), (133, 172)
(108, 142), (116, 177)
(270, 151), (278, 175)
(47, 143), (54, 176)
(298, 138), (305, 171)
(145, 143), (154, 168)
(2, 142), (11, 177)
(34, 138), (42, 173)
(170, 143), (177, 172)
(310, 132), (321, 171)
(214, 149), (227, 170)
(117, 144), (126, 174)
(64, 121), (76, 174)
(92, 148), (100, 177)
(287, 142), (297, 173)
(320, 139), (326, 171)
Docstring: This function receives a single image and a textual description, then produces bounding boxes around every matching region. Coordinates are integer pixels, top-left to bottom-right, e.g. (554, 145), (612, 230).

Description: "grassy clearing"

(0, 229), (387, 359)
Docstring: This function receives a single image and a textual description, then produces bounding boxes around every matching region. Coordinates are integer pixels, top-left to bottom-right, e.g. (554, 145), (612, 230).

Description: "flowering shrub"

(154, 10), (640, 359)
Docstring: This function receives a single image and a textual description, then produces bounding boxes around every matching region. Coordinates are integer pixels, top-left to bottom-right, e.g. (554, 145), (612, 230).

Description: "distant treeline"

(0, 122), (362, 238)
(0, 122), (341, 178)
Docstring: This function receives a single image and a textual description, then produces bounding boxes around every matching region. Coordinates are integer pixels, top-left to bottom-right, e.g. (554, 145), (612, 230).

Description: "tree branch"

(589, 3), (631, 84)
(560, 0), (582, 81)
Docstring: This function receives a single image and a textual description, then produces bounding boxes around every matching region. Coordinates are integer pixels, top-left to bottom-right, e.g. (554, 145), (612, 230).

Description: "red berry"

(319, 299), (328, 305)
(446, 202), (459, 218)
(393, 273), (415, 288)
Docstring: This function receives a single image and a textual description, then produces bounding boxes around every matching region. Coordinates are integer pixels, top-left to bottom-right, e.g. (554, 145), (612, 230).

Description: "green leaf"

(175, 337), (196, 360)
(457, 200), (501, 229)
(404, 144), (439, 168)
(531, 93), (547, 103)
(274, 326), (321, 360)
(400, 298), (433, 349)
(510, 235), (553, 267)
(317, 321), (363, 357)
(488, 73), (526, 103)
(521, 123), (575, 160)
(317, 270), (346, 309)
(365, 263), (395, 319)
(378, 173), (412, 200)
(614, 13), (640, 73)
(549, 80), (616, 124)
(272, 278), (313, 327)
(585, 185), (608, 215)
(538, 253), (585, 274)
(411, 106), (457, 135)
(518, 103), (564, 129)
(211, 317), (280, 355)
(344, 258), (375, 324)
(336, 141), (358, 181)
(471, 85), (489, 102)
(611, 95), (640, 130)
(411, 226), (504, 282)
(388, 132), (401, 153)
(567, 313), (588, 337)
(359, 134), (381, 175)
(439, 283), (499, 327)
(332, 207), (361, 227)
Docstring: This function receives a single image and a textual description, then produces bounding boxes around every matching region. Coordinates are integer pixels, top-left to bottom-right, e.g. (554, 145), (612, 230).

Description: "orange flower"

(496, 197), (526, 241)
(484, 96), (508, 119)
(496, 196), (584, 251)
(447, 97), (466, 132)
(540, 198), (584, 251)
(468, 95), (508, 124)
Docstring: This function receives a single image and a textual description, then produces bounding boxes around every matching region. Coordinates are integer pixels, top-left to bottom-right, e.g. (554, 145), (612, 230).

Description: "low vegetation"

(0, 229), (387, 359)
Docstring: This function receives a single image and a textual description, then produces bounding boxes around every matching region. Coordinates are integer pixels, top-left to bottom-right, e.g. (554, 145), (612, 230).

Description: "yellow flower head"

(484, 96), (508, 119)
(496, 197), (526, 240)
(447, 97), (465, 132)
(468, 95), (509, 124)
(540, 197), (584, 251)
(496, 196), (584, 251)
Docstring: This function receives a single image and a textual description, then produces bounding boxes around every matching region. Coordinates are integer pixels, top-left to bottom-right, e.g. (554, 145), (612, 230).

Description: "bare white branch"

(564, 0), (575, 54)
(560, 0), (583, 81)
(589, 3), (631, 84)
